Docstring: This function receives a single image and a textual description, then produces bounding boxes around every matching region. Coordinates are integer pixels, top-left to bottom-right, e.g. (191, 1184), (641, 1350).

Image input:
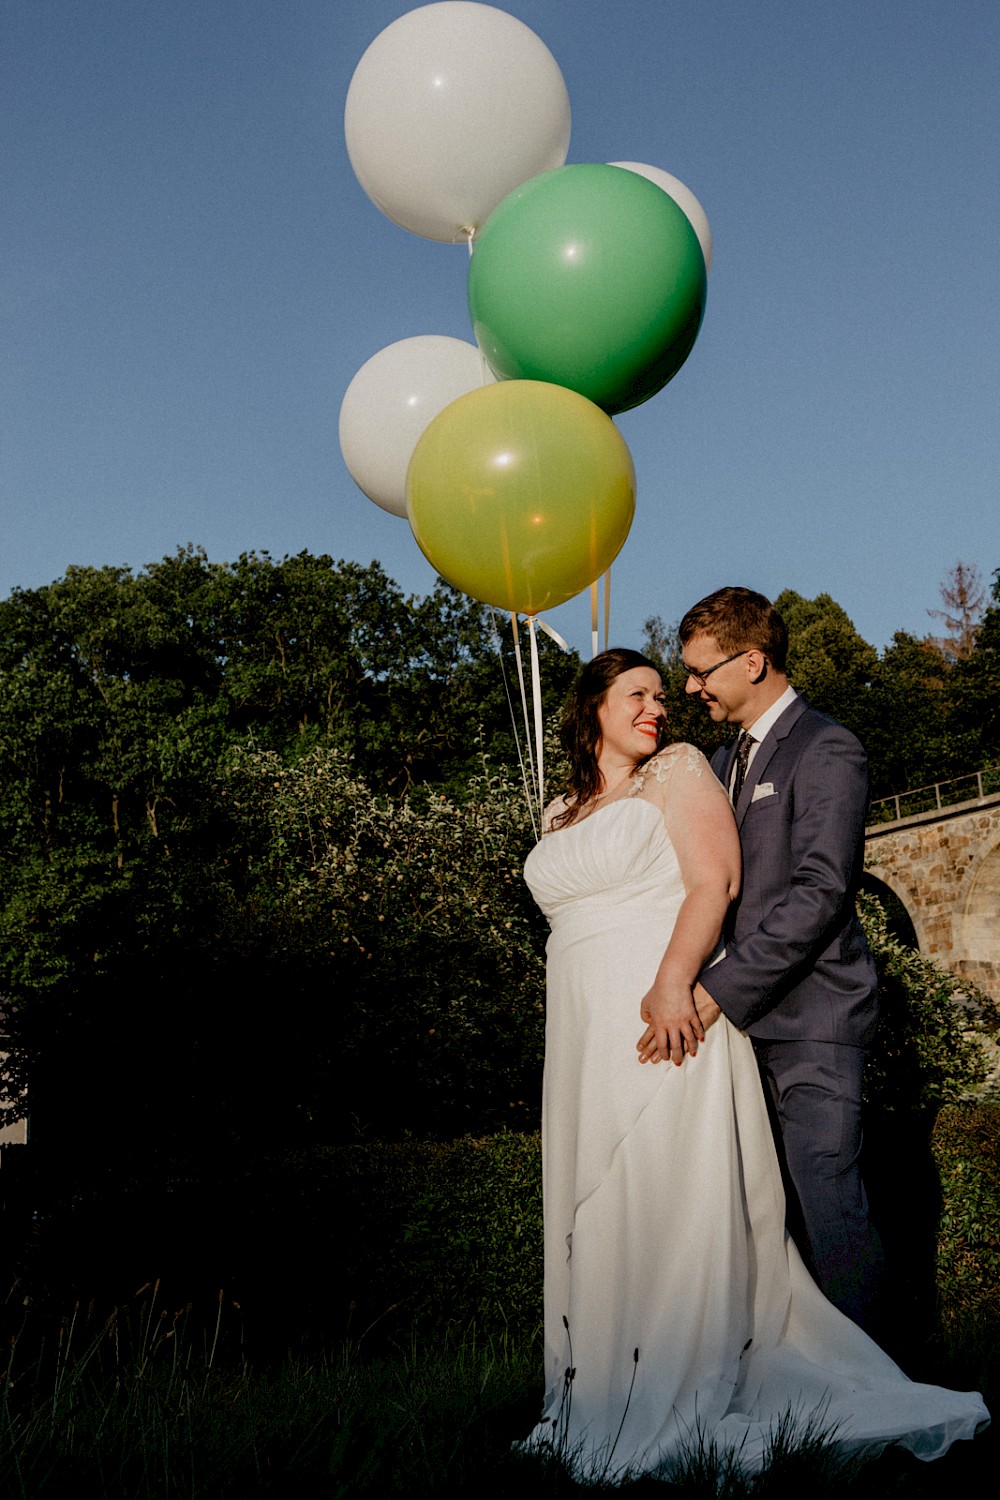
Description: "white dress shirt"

(729, 685), (798, 795)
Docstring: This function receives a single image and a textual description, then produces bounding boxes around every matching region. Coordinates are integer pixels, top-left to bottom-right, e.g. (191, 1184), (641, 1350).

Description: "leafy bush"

(232, 1132), (545, 1341)
(932, 1102), (1000, 1332)
(219, 747), (548, 1141)
(239, 1111), (998, 1354)
(859, 892), (993, 1111)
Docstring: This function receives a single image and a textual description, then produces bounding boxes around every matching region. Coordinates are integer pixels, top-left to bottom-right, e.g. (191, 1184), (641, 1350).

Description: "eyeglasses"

(683, 650), (749, 686)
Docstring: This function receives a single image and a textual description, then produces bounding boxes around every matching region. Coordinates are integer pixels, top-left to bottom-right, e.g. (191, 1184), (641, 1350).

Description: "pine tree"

(927, 561), (986, 661)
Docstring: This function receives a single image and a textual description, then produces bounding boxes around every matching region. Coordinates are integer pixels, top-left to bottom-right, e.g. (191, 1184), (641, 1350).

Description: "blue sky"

(3, 0), (998, 656)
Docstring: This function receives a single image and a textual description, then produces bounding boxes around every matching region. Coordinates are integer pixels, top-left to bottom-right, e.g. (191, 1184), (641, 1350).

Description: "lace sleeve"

(629, 742), (706, 796)
(541, 795), (571, 834)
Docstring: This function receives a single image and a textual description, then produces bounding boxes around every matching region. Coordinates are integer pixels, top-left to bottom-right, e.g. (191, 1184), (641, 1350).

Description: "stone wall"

(865, 793), (1000, 1000)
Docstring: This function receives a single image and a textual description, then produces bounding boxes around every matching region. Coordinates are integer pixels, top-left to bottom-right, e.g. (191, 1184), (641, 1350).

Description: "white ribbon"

(603, 566), (612, 652)
(590, 578), (599, 661)
(527, 615), (544, 828)
(509, 612), (539, 840)
(536, 617), (569, 652)
(590, 567), (613, 658)
(498, 611), (572, 838)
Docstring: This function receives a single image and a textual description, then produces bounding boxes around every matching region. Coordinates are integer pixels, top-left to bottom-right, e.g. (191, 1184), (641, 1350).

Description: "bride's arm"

(635, 749), (740, 1067)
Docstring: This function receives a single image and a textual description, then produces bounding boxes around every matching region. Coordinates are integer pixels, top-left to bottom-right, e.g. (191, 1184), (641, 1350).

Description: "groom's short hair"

(679, 587), (789, 672)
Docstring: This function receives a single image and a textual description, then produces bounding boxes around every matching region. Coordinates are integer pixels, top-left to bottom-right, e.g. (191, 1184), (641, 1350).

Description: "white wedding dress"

(523, 744), (988, 1479)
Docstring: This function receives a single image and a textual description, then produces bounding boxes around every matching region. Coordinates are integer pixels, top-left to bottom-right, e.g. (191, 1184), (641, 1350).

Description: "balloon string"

(488, 607), (538, 843)
(527, 615), (545, 825)
(494, 610), (572, 840)
(603, 566), (612, 651)
(510, 613), (541, 838)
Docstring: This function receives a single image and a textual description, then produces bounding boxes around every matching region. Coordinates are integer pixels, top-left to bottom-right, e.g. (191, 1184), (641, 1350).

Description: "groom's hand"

(637, 979), (705, 1067)
(693, 982), (722, 1031)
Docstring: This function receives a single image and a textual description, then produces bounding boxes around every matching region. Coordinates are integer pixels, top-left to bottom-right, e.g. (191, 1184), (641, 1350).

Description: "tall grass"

(0, 1282), (993, 1498)
(0, 1283), (544, 1498)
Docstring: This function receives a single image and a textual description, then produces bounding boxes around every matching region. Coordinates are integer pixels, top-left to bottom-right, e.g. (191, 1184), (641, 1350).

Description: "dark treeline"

(0, 549), (576, 1167)
(1, 550), (998, 1173)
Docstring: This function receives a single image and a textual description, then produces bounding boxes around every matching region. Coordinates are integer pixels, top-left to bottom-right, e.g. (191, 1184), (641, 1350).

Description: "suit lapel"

(734, 738), (777, 824)
(734, 696), (808, 825)
(715, 740), (738, 791)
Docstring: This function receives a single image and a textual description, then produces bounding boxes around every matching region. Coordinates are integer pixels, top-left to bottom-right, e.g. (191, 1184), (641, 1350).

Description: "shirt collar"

(742, 685), (798, 745)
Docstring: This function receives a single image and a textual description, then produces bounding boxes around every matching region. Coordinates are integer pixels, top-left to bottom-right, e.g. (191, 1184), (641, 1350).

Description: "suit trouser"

(753, 1037), (883, 1330)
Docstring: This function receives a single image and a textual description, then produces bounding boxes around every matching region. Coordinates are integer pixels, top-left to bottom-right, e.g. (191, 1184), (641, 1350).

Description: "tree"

(949, 565), (1000, 765)
(863, 632), (974, 799)
(927, 561), (986, 662)
(773, 591), (879, 746)
(0, 550), (575, 1148)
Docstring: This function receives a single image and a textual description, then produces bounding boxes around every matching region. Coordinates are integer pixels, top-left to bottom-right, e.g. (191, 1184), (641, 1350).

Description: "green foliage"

(4, 553), (1000, 1162)
(859, 893), (992, 1111)
(932, 1103), (1000, 1332)
(0, 551), (578, 1147)
(235, 1133), (544, 1339)
(863, 632), (979, 799)
(773, 590), (879, 744)
(950, 565), (1000, 768)
(218, 746), (547, 1141)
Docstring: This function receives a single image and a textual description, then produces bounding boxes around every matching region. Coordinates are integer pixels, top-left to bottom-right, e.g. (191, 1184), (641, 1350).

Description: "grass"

(0, 1101), (995, 1494)
(0, 1282), (994, 1499)
(0, 1285), (545, 1498)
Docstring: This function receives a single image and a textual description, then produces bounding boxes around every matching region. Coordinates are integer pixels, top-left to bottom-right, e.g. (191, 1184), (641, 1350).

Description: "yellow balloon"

(406, 381), (635, 614)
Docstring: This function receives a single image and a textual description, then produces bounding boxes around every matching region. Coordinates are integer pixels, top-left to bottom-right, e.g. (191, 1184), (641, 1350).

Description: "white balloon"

(345, 2), (571, 243)
(339, 335), (494, 516)
(610, 162), (713, 272)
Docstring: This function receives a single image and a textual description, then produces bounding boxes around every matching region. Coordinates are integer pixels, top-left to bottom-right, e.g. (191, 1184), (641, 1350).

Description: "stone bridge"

(864, 779), (1000, 1000)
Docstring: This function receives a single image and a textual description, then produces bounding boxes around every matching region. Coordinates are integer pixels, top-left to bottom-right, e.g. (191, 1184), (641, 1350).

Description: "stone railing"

(868, 766), (1000, 828)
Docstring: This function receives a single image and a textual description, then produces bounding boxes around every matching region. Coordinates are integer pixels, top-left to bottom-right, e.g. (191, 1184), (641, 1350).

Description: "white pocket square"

(751, 782), (775, 802)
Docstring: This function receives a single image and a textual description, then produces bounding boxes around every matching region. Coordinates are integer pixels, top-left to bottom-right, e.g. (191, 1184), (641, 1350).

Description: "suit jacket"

(702, 697), (877, 1046)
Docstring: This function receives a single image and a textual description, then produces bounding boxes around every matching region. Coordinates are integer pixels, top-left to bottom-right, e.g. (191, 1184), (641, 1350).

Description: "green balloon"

(468, 163), (707, 415)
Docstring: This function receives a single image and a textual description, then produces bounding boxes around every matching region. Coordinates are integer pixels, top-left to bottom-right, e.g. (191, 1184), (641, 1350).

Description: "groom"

(679, 586), (882, 1328)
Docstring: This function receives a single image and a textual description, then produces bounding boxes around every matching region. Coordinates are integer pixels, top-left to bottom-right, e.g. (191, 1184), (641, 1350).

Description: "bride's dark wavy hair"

(553, 648), (663, 829)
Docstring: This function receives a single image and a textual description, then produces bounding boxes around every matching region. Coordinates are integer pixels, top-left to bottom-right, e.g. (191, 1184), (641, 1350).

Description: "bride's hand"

(636, 979), (705, 1067)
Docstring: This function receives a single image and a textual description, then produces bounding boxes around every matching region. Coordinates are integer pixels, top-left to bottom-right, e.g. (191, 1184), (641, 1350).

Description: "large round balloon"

(406, 381), (635, 614)
(468, 163), (707, 414)
(610, 161), (713, 272)
(345, 2), (571, 244)
(339, 336), (493, 516)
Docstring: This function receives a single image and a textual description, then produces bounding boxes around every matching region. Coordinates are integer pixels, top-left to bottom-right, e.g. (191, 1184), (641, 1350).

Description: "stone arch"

(956, 832), (1000, 991)
(859, 870), (920, 949)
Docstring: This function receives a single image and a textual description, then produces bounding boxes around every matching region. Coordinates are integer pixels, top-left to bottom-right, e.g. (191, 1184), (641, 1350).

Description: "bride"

(522, 648), (988, 1479)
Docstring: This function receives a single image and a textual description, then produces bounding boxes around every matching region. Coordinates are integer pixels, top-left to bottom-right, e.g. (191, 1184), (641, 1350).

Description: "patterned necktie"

(731, 731), (755, 805)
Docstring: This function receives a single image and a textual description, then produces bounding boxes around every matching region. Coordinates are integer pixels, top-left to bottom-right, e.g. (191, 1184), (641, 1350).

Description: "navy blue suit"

(701, 697), (882, 1324)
